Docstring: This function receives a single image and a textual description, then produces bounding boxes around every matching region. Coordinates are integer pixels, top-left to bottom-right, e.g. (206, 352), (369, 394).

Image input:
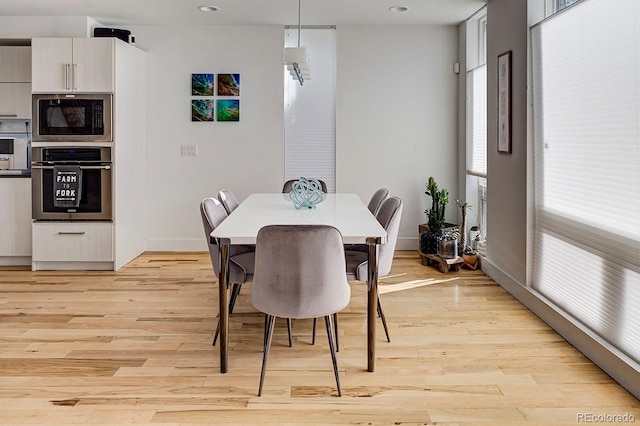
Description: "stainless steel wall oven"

(32, 147), (112, 220)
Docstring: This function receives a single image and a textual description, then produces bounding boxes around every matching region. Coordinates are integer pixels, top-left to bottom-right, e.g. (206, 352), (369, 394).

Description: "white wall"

(128, 25), (285, 251)
(336, 25), (459, 250)
(485, 0), (528, 284)
(129, 24), (459, 251)
(0, 16), (94, 38)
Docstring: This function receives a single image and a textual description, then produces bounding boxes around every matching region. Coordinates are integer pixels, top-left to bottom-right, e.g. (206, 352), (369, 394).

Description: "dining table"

(209, 192), (387, 373)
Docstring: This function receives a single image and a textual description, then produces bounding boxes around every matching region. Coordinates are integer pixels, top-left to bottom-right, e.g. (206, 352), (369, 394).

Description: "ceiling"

(0, 0), (487, 27)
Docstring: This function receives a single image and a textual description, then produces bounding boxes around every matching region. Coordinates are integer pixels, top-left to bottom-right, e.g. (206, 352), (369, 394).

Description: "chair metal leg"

(312, 318), (316, 345)
(313, 314), (339, 350)
(324, 315), (342, 397)
(258, 314), (276, 396)
(228, 283), (242, 313)
(333, 313), (339, 352)
(286, 318), (292, 347)
(212, 319), (221, 346)
(377, 294), (390, 343)
(212, 283), (243, 346)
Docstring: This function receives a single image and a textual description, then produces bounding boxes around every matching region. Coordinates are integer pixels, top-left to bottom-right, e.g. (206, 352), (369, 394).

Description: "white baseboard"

(31, 261), (114, 271)
(145, 238), (207, 252)
(482, 257), (640, 400)
(147, 237), (418, 252)
(0, 256), (31, 266)
(397, 237), (418, 251)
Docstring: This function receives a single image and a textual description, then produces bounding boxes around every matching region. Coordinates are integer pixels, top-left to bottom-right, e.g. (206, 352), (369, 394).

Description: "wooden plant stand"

(418, 223), (463, 273)
(419, 252), (464, 273)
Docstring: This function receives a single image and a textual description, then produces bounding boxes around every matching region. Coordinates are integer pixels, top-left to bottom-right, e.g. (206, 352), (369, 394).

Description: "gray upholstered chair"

(217, 189), (240, 215)
(367, 188), (389, 216)
(344, 188), (390, 254)
(251, 225), (351, 397)
(200, 197), (255, 345)
(344, 196), (403, 343)
(282, 178), (328, 194)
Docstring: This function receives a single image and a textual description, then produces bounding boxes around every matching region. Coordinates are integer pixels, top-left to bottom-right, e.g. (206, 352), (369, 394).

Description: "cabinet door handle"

(58, 231), (86, 235)
(72, 63), (78, 90)
(64, 64), (70, 90)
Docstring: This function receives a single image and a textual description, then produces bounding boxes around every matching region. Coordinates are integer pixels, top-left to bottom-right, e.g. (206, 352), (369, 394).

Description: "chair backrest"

(201, 197), (254, 284)
(218, 189), (240, 215)
(367, 188), (389, 216)
(251, 225), (351, 319)
(282, 178), (328, 194)
(200, 197), (229, 275)
(375, 196), (403, 277)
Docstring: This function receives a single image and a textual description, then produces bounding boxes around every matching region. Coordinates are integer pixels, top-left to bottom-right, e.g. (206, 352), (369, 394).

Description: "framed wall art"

(497, 50), (512, 154)
(191, 99), (214, 122)
(216, 99), (240, 122)
(217, 74), (240, 96)
(192, 73), (214, 96)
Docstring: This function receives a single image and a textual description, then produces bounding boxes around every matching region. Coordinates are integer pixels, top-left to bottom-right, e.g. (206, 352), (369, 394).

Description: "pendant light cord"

(297, 0), (301, 47)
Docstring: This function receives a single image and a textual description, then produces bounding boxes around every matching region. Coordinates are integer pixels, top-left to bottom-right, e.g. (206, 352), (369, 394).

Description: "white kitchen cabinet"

(31, 38), (114, 93)
(0, 46), (31, 118)
(32, 222), (113, 269)
(0, 178), (32, 265)
(0, 46), (31, 82)
(0, 83), (31, 118)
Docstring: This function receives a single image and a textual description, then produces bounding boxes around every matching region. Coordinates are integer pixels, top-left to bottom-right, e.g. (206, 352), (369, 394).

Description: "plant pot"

(420, 232), (439, 254)
(438, 239), (457, 259)
(462, 253), (478, 265)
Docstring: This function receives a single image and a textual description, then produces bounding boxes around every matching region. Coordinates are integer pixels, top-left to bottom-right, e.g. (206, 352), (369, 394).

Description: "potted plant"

(438, 227), (459, 259)
(421, 177), (449, 254)
(455, 200), (471, 256)
(462, 245), (479, 269)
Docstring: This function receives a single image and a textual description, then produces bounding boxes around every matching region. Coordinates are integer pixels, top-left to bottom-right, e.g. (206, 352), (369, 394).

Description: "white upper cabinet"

(31, 38), (114, 93)
(0, 46), (32, 82)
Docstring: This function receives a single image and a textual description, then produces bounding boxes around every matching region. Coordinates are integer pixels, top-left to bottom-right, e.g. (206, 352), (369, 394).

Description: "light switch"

(181, 145), (198, 156)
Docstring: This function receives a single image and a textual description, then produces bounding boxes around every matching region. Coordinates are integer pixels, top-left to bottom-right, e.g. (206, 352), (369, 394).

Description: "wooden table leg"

(218, 239), (230, 373)
(367, 238), (380, 372)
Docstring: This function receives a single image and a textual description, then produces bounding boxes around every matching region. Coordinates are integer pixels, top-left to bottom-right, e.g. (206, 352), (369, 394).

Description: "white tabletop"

(211, 193), (387, 245)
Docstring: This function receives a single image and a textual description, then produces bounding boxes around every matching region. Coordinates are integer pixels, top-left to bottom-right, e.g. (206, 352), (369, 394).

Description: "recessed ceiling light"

(388, 6), (409, 13)
(198, 5), (219, 12)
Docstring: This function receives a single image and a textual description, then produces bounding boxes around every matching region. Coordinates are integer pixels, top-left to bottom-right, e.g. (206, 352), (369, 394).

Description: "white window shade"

(466, 65), (487, 177)
(284, 28), (336, 193)
(531, 0), (640, 363)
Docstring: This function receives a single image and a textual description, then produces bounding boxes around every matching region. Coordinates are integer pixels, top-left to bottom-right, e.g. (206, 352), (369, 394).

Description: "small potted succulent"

(438, 227), (459, 259)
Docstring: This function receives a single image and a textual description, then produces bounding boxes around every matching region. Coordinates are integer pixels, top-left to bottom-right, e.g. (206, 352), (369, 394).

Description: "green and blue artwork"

(192, 73), (214, 96)
(216, 99), (239, 122)
(217, 74), (240, 96)
(192, 99), (214, 122)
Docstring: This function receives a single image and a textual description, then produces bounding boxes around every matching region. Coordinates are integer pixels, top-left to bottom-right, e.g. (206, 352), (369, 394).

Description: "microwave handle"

(31, 165), (111, 170)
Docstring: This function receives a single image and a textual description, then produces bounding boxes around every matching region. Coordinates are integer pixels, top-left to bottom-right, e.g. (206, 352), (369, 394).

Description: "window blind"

(531, 0), (640, 363)
(284, 28), (336, 193)
(466, 65), (487, 177)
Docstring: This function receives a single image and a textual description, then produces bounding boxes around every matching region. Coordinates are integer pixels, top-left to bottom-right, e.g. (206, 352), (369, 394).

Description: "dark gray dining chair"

(344, 196), (403, 343)
(200, 197), (255, 345)
(251, 225), (351, 397)
(217, 189), (240, 215)
(282, 178), (328, 194)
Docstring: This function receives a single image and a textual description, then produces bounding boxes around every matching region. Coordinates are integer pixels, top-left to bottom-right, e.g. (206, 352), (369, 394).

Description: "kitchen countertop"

(0, 170), (31, 178)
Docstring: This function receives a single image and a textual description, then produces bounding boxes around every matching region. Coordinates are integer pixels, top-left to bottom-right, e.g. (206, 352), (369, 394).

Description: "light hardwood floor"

(0, 252), (638, 425)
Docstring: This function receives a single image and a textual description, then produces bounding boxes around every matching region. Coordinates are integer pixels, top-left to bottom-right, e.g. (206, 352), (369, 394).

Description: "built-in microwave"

(32, 93), (112, 142)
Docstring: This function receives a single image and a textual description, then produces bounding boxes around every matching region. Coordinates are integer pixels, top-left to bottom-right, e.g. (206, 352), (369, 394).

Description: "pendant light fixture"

(284, 0), (310, 85)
